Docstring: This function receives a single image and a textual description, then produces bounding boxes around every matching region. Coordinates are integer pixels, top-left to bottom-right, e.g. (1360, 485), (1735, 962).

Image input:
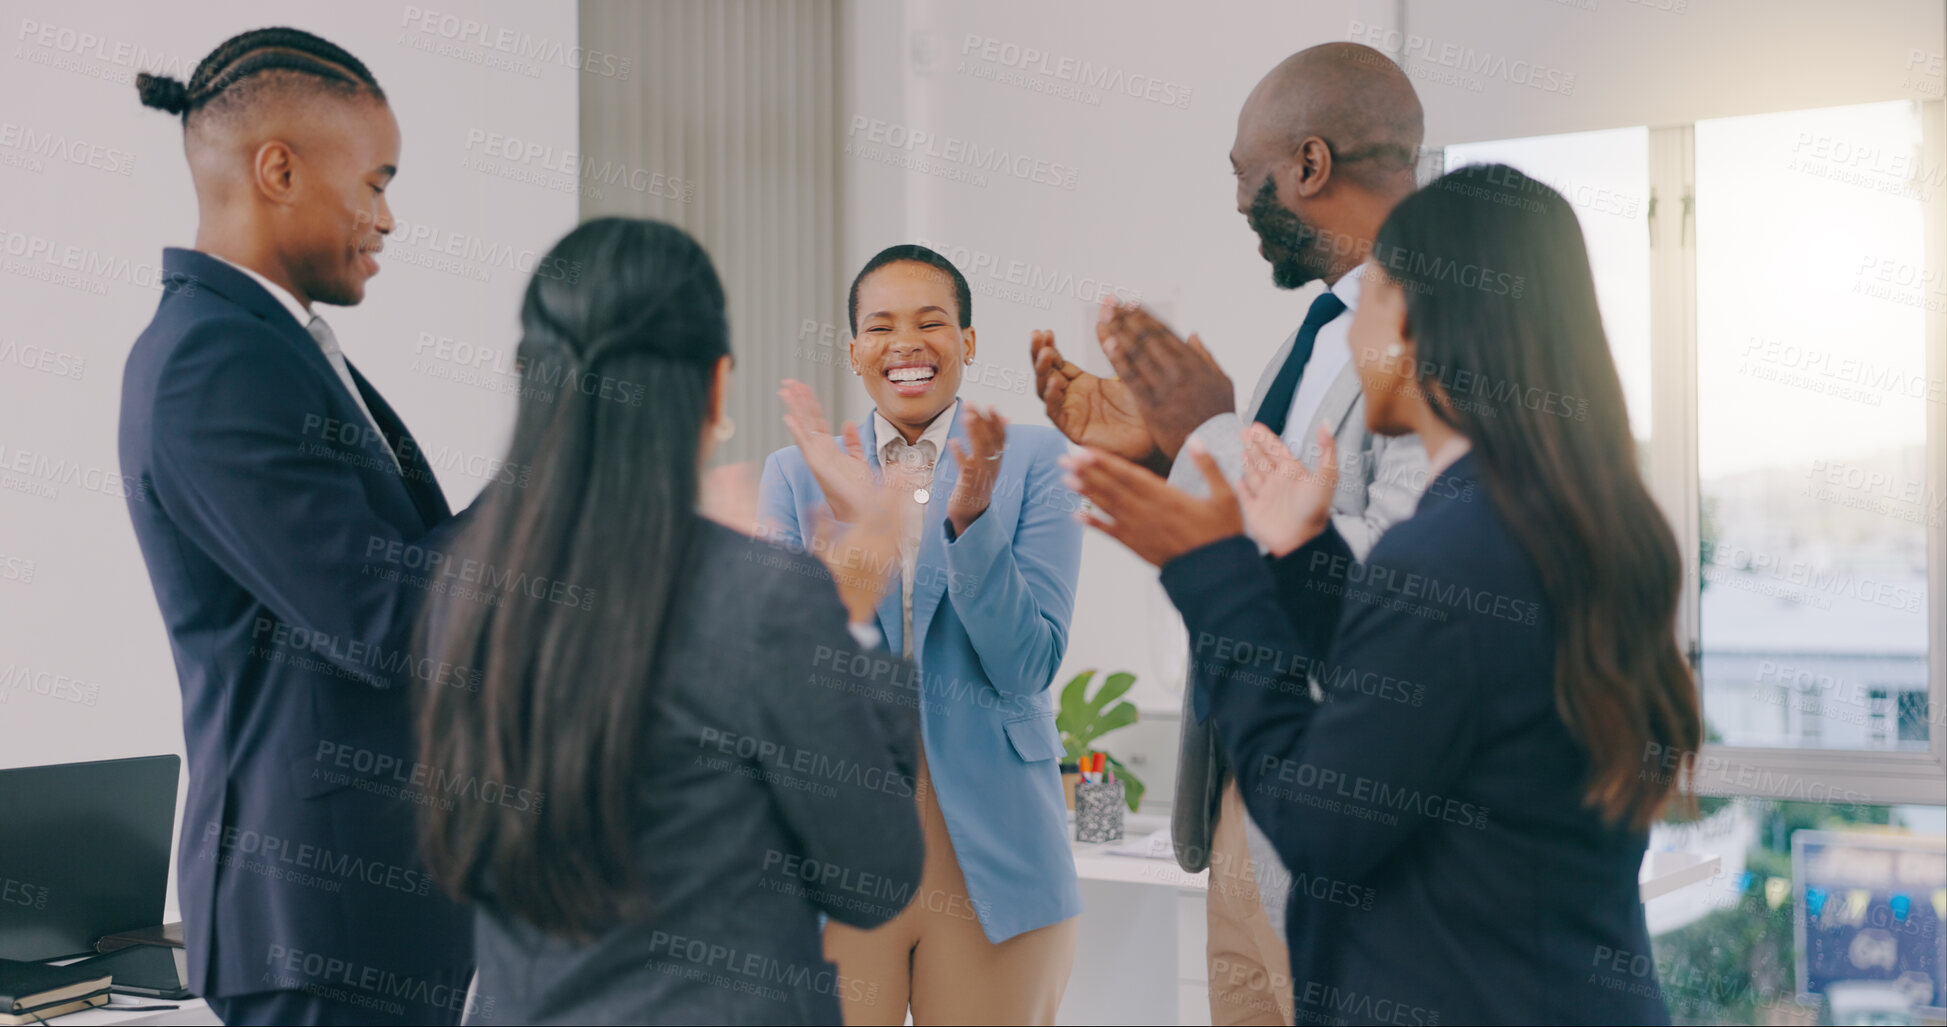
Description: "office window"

(1447, 99), (1945, 806)
(1694, 101), (1932, 759)
(1444, 128), (1653, 445)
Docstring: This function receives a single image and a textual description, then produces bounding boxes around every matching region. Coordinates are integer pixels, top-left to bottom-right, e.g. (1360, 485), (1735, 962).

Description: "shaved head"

(1238, 42), (1424, 190)
(184, 72), (391, 203)
(1231, 43), (1425, 289)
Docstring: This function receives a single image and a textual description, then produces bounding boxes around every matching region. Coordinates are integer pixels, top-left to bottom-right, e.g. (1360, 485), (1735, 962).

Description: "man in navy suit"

(120, 28), (472, 1026)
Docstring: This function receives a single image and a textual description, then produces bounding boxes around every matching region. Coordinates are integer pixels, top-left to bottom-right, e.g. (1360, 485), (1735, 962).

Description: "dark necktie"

(1253, 290), (1347, 436)
(307, 316), (400, 472)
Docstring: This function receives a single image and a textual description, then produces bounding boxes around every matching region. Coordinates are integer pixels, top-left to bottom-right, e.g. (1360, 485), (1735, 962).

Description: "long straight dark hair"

(1375, 163), (1700, 832)
(416, 217), (729, 937)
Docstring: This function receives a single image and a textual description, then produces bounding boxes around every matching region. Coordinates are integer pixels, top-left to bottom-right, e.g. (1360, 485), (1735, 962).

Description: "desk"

(1059, 812), (1207, 1025)
(1057, 813), (1725, 1025)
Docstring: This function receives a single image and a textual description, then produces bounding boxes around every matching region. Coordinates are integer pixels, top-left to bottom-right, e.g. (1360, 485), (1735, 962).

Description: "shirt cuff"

(846, 620), (884, 650)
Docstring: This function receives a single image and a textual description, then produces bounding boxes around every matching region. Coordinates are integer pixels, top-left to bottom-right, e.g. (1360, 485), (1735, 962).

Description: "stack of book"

(0, 958), (111, 1024)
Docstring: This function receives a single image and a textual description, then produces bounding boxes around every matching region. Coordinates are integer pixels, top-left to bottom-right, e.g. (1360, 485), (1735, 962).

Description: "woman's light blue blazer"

(757, 405), (1084, 943)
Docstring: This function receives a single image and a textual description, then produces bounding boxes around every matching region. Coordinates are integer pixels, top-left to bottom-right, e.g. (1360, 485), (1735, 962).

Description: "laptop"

(0, 755), (181, 962)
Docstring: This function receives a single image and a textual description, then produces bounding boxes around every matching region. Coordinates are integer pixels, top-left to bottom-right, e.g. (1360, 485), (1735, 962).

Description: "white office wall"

(1404, 0), (1946, 145)
(836, 0), (1946, 808)
(0, 0), (579, 914)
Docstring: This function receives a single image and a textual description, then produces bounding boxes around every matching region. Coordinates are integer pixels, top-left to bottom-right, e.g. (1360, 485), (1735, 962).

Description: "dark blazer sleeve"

(754, 557), (924, 929)
(1161, 528), (1485, 889)
(147, 320), (445, 687)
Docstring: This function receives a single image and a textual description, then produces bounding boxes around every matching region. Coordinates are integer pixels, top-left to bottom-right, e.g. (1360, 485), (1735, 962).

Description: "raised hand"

(1097, 300), (1235, 462)
(1031, 329), (1160, 464)
(1237, 422), (1338, 558)
(779, 379), (876, 522)
(947, 404), (1007, 536)
(1059, 441), (1244, 568)
(804, 477), (905, 625)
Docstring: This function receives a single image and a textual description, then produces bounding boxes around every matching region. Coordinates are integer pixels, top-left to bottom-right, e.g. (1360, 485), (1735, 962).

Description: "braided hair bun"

(135, 72), (191, 114)
(134, 28), (383, 124)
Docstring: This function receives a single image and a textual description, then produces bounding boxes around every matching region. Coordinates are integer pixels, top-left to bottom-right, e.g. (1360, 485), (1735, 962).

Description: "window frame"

(1641, 108), (1947, 808)
(1442, 107), (1947, 808)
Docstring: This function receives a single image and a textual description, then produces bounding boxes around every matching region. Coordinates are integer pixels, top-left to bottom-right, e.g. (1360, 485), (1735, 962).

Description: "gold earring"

(1386, 343), (1404, 358)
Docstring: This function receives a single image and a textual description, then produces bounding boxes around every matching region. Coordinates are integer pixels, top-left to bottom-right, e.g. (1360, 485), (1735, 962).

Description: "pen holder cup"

(1074, 779), (1126, 843)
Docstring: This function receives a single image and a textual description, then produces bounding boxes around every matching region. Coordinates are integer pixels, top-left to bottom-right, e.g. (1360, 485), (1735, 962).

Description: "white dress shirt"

(208, 253), (399, 472)
(872, 399), (959, 658)
(1177, 261), (1367, 489)
(1281, 261), (1364, 443)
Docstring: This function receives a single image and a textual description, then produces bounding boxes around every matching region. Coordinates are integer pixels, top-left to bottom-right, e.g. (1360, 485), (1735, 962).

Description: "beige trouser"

(1207, 779), (1295, 1025)
(823, 748), (1078, 1025)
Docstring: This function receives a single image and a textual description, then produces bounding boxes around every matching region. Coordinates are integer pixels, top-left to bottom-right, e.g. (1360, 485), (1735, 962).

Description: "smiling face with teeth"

(850, 259), (976, 443)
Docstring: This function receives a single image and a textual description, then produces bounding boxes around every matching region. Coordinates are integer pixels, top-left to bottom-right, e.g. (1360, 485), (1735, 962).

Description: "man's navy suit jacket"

(119, 248), (472, 998)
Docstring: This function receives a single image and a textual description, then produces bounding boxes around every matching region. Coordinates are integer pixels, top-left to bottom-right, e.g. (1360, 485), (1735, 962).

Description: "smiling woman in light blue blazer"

(759, 244), (1083, 1025)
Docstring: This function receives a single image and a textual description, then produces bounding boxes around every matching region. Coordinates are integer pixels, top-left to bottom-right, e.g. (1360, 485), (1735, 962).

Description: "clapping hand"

(1031, 329), (1161, 466)
(779, 379), (876, 523)
(1097, 300), (1235, 462)
(1237, 423), (1338, 558)
(803, 476), (905, 626)
(777, 378), (908, 624)
(946, 404), (1006, 536)
(1059, 441), (1244, 568)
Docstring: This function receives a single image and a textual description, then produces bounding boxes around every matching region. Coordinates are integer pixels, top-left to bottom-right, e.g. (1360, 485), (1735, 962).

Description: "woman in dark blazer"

(413, 219), (923, 1025)
(1063, 164), (1702, 1025)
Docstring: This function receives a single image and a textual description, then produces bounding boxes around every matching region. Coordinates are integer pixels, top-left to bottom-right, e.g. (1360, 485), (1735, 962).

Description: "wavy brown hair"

(1375, 163), (1700, 831)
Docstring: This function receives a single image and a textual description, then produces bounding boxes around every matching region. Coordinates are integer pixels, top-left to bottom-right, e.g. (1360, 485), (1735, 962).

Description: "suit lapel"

(908, 407), (967, 656)
(347, 362), (450, 529)
(1317, 360), (1364, 434)
(1295, 361), (1365, 469)
(169, 250), (346, 407)
(169, 250), (437, 530)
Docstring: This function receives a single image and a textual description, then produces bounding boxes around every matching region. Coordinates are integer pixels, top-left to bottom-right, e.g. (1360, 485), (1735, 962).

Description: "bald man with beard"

(1032, 42), (1429, 1025)
(120, 28), (473, 1025)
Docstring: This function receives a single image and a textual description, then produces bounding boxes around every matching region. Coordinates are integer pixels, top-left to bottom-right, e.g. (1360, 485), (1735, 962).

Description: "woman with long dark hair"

(415, 217), (923, 1025)
(1062, 164), (1701, 1024)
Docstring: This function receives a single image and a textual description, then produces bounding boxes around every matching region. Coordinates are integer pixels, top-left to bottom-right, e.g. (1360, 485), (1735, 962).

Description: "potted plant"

(1055, 669), (1143, 812)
